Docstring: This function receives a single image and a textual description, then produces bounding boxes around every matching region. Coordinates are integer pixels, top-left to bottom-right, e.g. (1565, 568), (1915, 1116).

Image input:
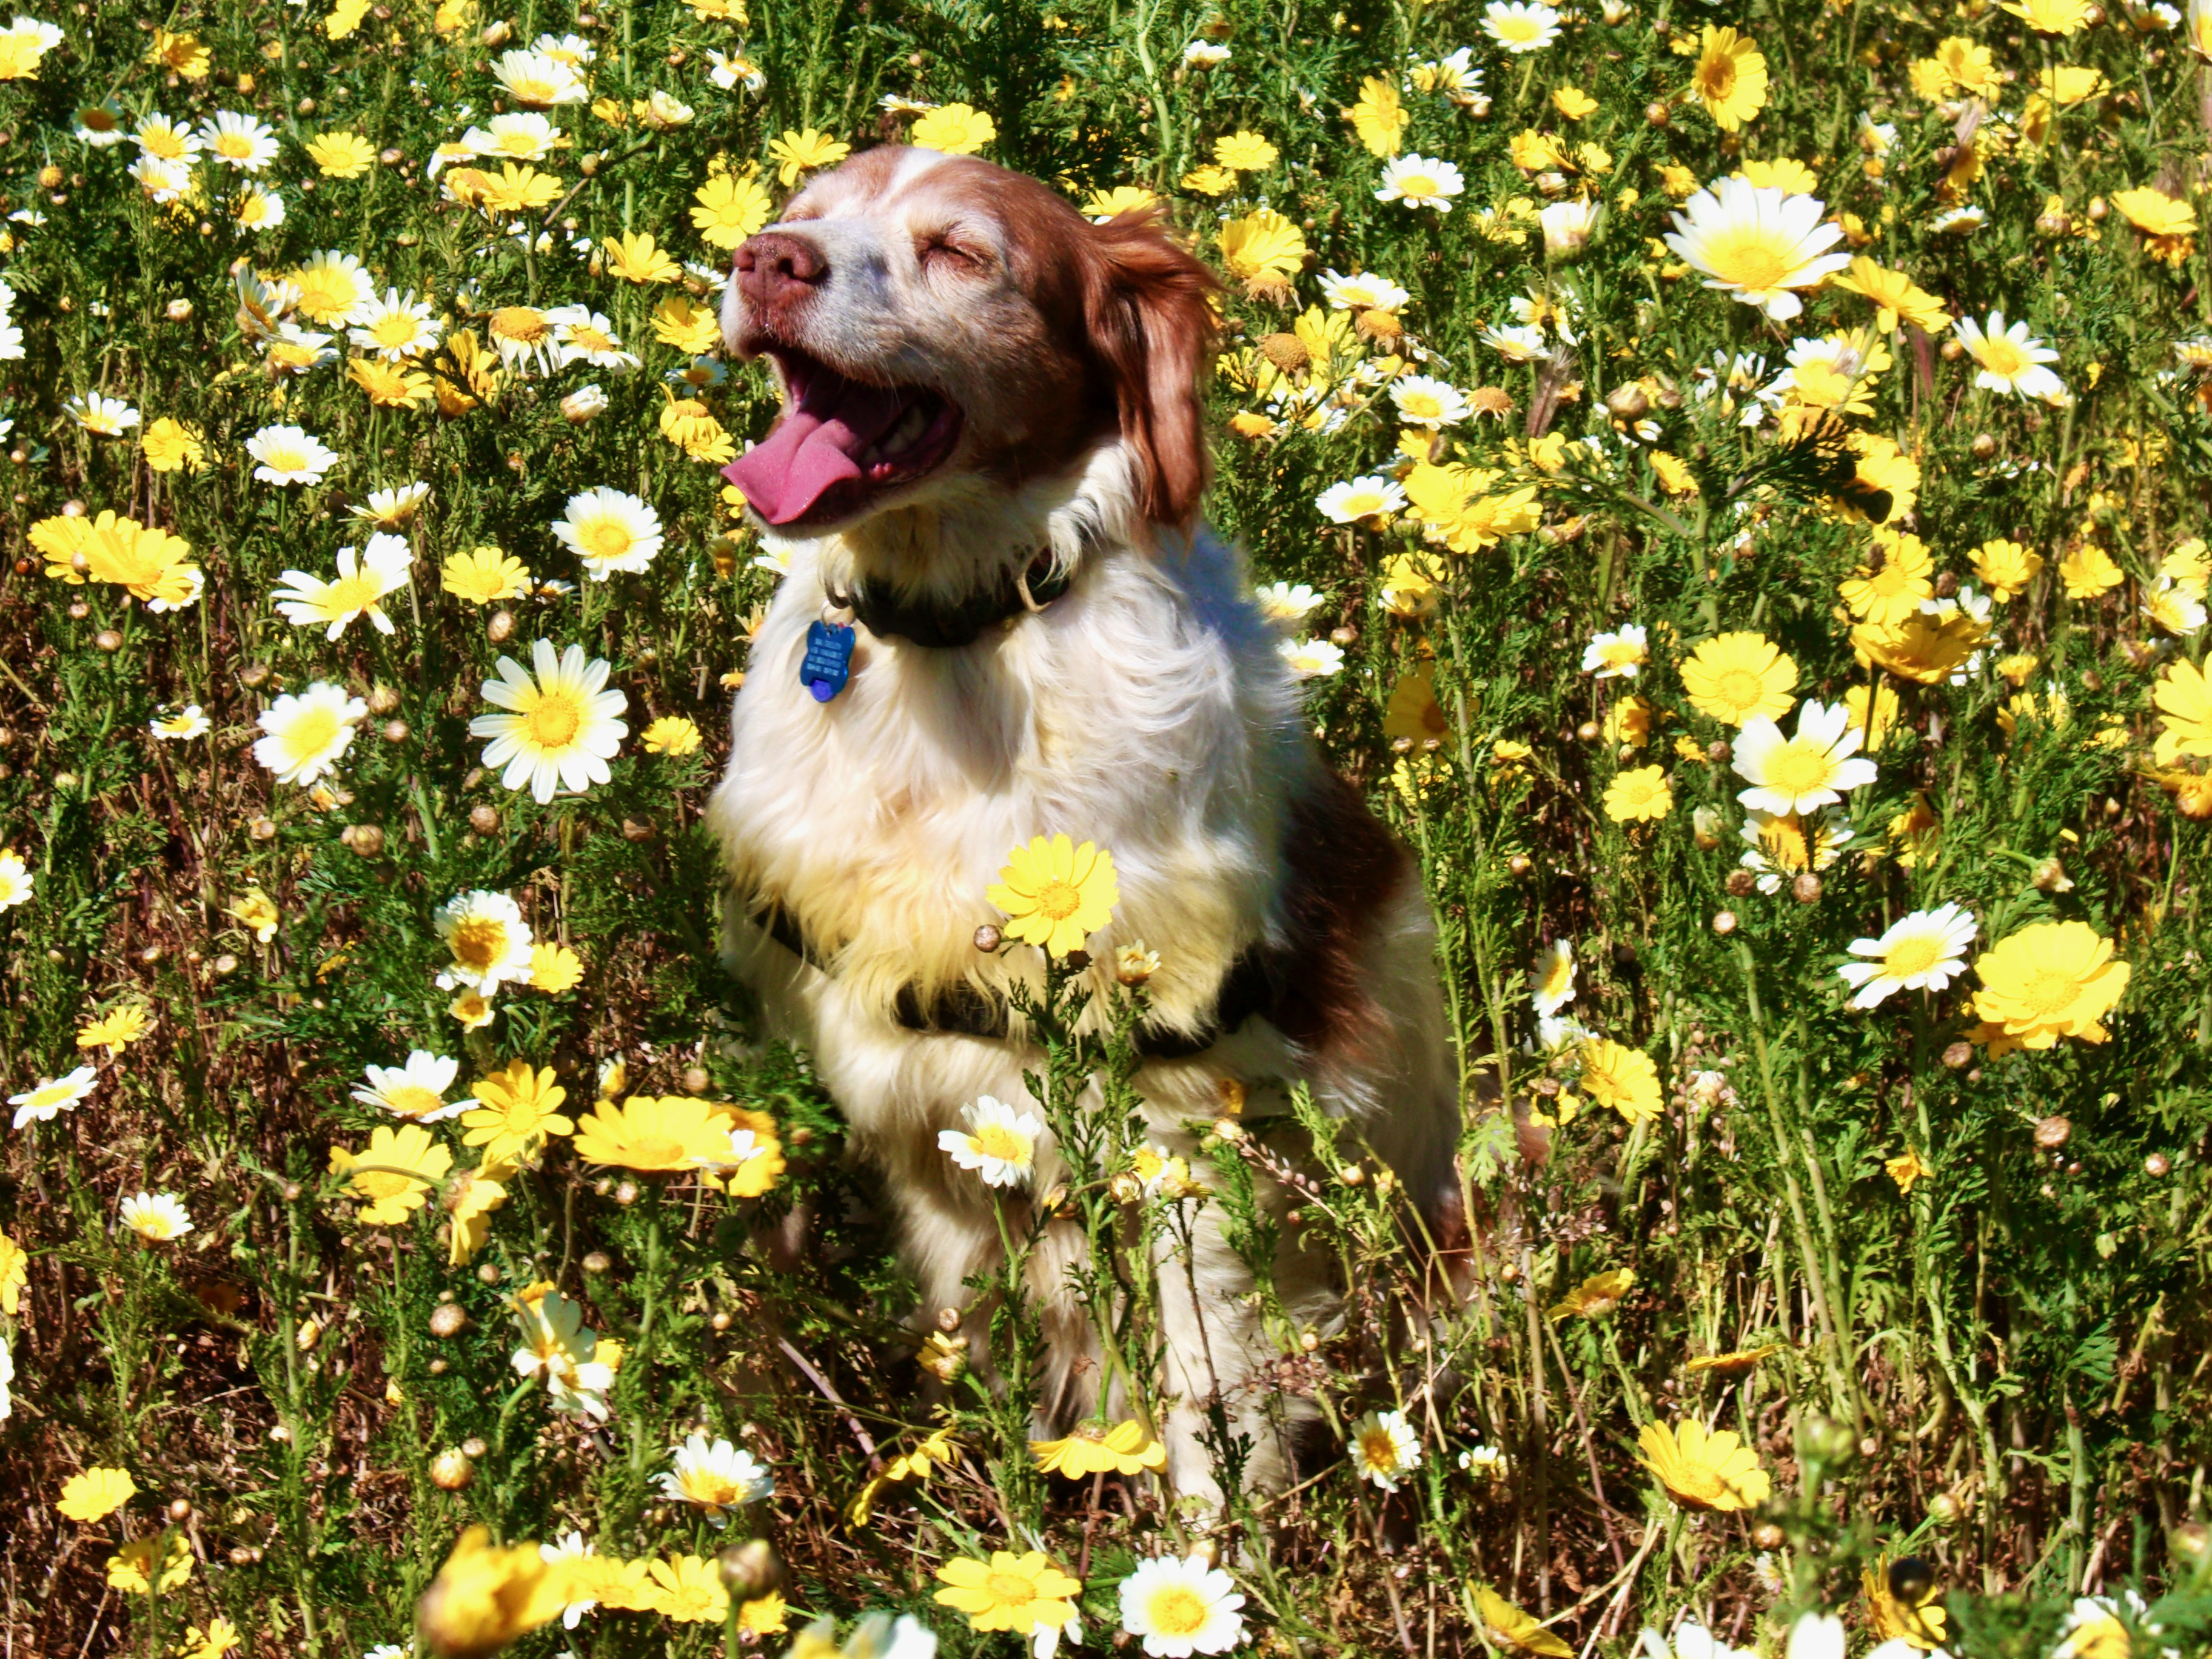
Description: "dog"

(706, 145), (1461, 1505)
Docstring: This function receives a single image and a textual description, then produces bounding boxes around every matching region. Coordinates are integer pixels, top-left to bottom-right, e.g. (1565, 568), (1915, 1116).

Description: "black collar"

(830, 552), (1073, 649)
(749, 898), (1278, 1060)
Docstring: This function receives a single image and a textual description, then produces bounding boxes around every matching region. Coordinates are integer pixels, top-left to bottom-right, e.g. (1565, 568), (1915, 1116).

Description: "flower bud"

(719, 1538), (784, 1599)
(973, 924), (1003, 953)
(1712, 910), (1738, 935)
(1791, 873), (1822, 903)
(1692, 805), (1722, 850)
(2034, 1114), (2071, 1149)
(429, 1302), (469, 1338)
(561, 384), (608, 424)
(429, 1449), (475, 1490)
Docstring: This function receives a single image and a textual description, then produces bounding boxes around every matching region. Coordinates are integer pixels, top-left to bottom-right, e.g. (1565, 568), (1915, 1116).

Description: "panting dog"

(707, 144), (1461, 1504)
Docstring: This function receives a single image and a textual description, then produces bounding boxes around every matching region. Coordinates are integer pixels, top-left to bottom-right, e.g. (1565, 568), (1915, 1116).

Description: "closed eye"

(917, 232), (986, 272)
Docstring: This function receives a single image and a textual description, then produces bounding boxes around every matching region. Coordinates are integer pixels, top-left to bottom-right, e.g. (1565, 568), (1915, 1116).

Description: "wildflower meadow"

(2, 0), (2211, 1654)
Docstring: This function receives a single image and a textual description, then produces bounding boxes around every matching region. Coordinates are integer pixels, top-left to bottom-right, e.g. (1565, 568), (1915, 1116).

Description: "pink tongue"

(723, 371), (911, 526)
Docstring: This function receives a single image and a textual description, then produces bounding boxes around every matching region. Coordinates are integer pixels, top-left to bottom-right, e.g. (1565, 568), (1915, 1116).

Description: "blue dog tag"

(800, 619), (855, 702)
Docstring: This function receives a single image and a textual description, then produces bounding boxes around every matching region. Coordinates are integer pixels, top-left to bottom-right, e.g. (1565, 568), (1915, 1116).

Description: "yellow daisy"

(987, 834), (1120, 958)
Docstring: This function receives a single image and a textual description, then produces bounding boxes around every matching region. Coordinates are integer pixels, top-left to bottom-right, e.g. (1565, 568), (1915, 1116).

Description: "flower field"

(2, 0), (2212, 1653)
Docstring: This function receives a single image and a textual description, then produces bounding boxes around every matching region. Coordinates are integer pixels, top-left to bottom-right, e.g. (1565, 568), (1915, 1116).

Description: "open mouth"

(722, 349), (964, 529)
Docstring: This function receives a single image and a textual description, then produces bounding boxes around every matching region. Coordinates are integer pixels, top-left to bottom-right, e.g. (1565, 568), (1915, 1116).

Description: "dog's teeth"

(881, 403), (930, 457)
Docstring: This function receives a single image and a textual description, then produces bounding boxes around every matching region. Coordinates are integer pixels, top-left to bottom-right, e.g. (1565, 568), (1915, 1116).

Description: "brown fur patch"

(1269, 772), (1411, 1064)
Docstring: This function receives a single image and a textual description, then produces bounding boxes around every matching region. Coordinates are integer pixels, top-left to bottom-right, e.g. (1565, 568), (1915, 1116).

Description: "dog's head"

(720, 147), (1220, 537)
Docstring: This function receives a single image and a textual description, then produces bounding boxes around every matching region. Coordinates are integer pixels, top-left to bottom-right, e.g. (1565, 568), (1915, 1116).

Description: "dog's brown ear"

(1082, 210), (1221, 531)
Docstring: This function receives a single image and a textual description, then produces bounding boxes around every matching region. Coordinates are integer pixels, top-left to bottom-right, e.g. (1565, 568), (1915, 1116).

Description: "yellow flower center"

(1976, 337), (2029, 378)
(972, 1123), (1029, 1162)
(450, 916), (512, 969)
(371, 314), (421, 347)
(1032, 878), (1082, 921)
(1716, 668), (1765, 711)
(1361, 1429), (1399, 1471)
(1882, 936), (1945, 979)
(624, 1134), (688, 1167)
(526, 692), (585, 749)
(1398, 172), (1441, 198)
(214, 133), (253, 158)
(1598, 642), (1643, 669)
(1696, 226), (1800, 293)
(682, 1471), (743, 1506)
(324, 569), (386, 614)
(1761, 739), (1834, 796)
(383, 1084), (444, 1118)
(984, 1572), (1040, 1609)
(1495, 16), (1542, 41)
(580, 518), (634, 561)
(1398, 394), (1441, 420)
(142, 129), (188, 159)
(490, 306), (549, 344)
(1698, 57), (1737, 100)
(1147, 1585), (1210, 1637)
(283, 706), (340, 763)
(2019, 967), (2085, 1017)
(571, 327), (614, 353)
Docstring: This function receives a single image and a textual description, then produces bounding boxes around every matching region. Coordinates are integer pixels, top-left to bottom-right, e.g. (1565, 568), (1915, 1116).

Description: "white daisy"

(2143, 576), (2208, 636)
(460, 111), (561, 161)
(433, 890), (537, 997)
(1837, 902), (1978, 1009)
(1529, 939), (1575, 1016)
(68, 98), (124, 145)
(491, 49), (589, 107)
(1349, 1407), (1423, 1491)
(655, 1433), (773, 1526)
(1254, 580), (1324, 627)
(1280, 637), (1346, 680)
(0, 848), (31, 911)
(9, 1064), (96, 1129)
(1390, 375), (1472, 427)
(1732, 700), (1879, 816)
(550, 486), (663, 580)
(1319, 269), (1411, 312)
(251, 682), (367, 785)
(352, 1050), (476, 1122)
(263, 323), (338, 377)
(511, 1289), (615, 1419)
(1739, 810), (1854, 895)
(118, 1191), (193, 1242)
(246, 423), (340, 486)
(1639, 1622), (1759, 1659)
(65, 392), (139, 435)
(150, 705), (210, 741)
(1183, 39), (1232, 64)
(127, 153), (195, 204)
(937, 1095), (1044, 1188)
(132, 112), (199, 160)
(347, 289), (443, 359)
(1581, 624), (1647, 679)
(198, 109), (280, 172)
(706, 48), (767, 90)
(549, 308), (639, 372)
(1118, 1555), (1247, 1659)
(1953, 310), (2066, 401)
(540, 1532), (600, 1629)
(272, 533), (415, 640)
(1481, 322), (1550, 361)
(531, 30), (597, 64)
(1316, 474), (1409, 523)
(1376, 153), (1465, 212)
(235, 184), (285, 229)
(1414, 46), (1486, 102)
(1540, 196), (1598, 258)
(468, 640), (629, 804)
(348, 482), (432, 528)
(1662, 176), (1852, 322)
(1481, 0), (1563, 50)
